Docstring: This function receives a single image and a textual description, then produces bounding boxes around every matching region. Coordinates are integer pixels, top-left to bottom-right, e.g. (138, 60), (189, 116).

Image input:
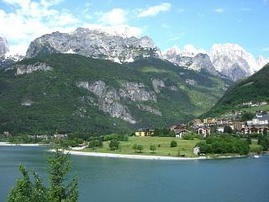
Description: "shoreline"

(64, 150), (209, 160)
(1, 142), (253, 161)
(0, 142), (42, 147)
(65, 150), (251, 161)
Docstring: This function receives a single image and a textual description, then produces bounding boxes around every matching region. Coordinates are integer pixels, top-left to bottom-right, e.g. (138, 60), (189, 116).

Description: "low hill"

(203, 62), (269, 117)
(0, 54), (230, 136)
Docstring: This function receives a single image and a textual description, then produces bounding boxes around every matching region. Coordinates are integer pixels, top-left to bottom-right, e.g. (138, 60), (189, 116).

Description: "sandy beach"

(0, 142), (41, 146)
(65, 150), (208, 160)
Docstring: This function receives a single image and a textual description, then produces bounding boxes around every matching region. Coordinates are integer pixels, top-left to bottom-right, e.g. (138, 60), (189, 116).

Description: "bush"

(109, 139), (119, 150)
(88, 138), (103, 148)
(170, 140), (177, 147)
(182, 133), (195, 140)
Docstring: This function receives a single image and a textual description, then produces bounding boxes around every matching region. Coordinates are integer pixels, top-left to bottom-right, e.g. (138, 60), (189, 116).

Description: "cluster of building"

(136, 111), (269, 138)
(174, 112), (269, 137)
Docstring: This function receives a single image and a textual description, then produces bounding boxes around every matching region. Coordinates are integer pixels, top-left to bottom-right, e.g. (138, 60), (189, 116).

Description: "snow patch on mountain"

(163, 43), (269, 81)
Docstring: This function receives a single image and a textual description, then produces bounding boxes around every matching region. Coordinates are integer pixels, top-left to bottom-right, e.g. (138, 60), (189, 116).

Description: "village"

(135, 110), (269, 138)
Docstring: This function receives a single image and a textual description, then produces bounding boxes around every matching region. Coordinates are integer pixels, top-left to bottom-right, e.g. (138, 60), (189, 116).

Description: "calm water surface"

(0, 146), (269, 202)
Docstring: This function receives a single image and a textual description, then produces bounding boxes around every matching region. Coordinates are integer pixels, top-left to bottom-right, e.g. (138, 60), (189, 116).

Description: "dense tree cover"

(223, 125), (233, 134)
(153, 128), (175, 137)
(102, 133), (129, 141)
(8, 148), (78, 202)
(0, 54), (229, 136)
(241, 112), (255, 122)
(258, 134), (269, 151)
(196, 135), (250, 155)
(88, 137), (103, 148)
(182, 133), (196, 140)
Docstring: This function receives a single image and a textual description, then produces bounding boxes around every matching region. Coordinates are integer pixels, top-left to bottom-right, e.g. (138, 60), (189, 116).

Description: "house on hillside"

(135, 128), (154, 137)
(197, 127), (211, 137)
(191, 119), (204, 127)
(193, 146), (200, 155)
(241, 126), (268, 135)
(203, 118), (216, 126)
(54, 133), (68, 139)
(233, 121), (243, 132)
(170, 124), (188, 138)
(2, 131), (11, 138)
(247, 113), (269, 126)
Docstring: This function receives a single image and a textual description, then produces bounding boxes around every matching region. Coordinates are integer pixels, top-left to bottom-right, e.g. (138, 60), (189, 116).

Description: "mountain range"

(0, 27), (268, 136)
(1, 27), (268, 81)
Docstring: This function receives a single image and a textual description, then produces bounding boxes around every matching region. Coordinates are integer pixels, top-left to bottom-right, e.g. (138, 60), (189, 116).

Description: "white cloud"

(214, 8), (224, 13)
(84, 24), (142, 38)
(98, 8), (127, 25)
(138, 3), (171, 18)
(0, 0), (145, 55)
(0, 0), (80, 55)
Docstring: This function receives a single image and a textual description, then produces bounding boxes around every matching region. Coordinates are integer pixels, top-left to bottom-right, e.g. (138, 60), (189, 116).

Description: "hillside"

(0, 54), (230, 136)
(203, 62), (269, 117)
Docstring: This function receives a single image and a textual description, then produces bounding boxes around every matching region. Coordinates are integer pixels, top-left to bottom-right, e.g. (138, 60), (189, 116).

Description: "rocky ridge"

(2, 27), (269, 81)
(163, 44), (269, 81)
(76, 79), (163, 124)
(26, 27), (162, 63)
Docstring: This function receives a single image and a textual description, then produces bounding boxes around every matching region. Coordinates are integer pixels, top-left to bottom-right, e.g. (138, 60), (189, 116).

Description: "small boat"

(253, 155), (260, 158)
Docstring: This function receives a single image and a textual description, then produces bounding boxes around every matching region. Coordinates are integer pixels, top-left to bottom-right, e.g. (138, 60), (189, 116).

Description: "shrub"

(170, 140), (177, 147)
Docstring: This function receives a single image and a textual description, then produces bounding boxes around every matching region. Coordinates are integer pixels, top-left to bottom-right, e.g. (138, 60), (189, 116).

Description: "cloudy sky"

(0, 0), (269, 57)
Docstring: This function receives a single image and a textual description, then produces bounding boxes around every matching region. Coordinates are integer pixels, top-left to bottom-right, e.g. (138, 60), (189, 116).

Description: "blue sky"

(0, 0), (269, 58)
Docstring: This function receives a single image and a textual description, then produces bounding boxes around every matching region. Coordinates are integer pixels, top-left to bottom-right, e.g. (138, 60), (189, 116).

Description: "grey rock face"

(76, 80), (160, 124)
(119, 82), (157, 102)
(15, 62), (53, 75)
(163, 50), (218, 75)
(26, 28), (161, 63)
(152, 79), (165, 93)
(0, 36), (9, 59)
(163, 44), (269, 81)
(77, 80), (135, 124)
(190, 53), (219, 75)
(137, 104), (162, 116)
(210, 54), (250, 81)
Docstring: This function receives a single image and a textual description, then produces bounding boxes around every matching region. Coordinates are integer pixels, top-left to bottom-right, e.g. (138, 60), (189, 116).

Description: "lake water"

(0, 146), (269, 202)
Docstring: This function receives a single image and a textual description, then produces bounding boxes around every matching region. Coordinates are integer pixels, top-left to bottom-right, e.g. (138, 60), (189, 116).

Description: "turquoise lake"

(0, 146), (269, 202)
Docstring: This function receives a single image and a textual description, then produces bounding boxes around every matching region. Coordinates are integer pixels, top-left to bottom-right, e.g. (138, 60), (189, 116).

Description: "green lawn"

(84, 137), (200, 157)
(240, 104), (269, 113)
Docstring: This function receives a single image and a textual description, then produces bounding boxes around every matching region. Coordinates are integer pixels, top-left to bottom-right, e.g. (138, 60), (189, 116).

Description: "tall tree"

(7, 148), (78, 202)
(48, 148), (78, 202)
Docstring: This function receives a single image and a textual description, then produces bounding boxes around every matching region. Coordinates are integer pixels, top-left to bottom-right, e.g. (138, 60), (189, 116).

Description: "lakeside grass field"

(84, 137), (200, 158)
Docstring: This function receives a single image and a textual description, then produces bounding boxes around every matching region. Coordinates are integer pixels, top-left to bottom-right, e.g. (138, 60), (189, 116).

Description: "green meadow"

(84, 136), (200, 157)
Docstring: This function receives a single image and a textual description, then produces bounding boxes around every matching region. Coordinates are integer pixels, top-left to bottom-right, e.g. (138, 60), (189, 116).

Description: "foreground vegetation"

(8, 148), (78, 202)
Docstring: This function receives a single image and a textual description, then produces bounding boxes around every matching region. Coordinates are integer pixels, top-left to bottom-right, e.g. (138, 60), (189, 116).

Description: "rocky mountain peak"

(26, 27), (161, 63)
(163, 43), (269, 81)
(209, 43), (262, 81)
(0, 36), (9, 59)
(163, 46), (216, 74)
(0, 36), (24, 69)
